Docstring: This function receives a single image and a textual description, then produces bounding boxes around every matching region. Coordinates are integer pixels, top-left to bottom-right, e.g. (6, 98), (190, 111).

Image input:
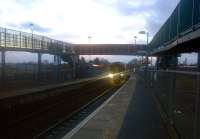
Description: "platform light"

(138, 30), (149, 45)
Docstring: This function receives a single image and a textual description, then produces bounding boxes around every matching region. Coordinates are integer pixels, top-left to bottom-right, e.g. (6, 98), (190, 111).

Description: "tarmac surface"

(117, 75), (169, 139)
(63, 74), (170, 139)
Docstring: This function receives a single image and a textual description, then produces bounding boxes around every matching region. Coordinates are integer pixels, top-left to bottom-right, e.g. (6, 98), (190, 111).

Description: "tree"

(93, 57), (100, 65)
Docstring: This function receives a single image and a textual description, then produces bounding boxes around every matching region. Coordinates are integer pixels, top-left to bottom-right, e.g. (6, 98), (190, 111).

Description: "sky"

(0, 0), (181, 63)
(0, 0), (180, 44)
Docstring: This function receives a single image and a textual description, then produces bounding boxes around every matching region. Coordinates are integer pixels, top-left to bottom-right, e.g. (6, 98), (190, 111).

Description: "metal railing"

(149, 0), (200, 53)
(144, 69), (200, 139)
(0, 27), (73, 54)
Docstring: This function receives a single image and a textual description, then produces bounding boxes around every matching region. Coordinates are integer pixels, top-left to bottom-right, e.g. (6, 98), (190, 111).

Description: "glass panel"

(41, 54), (54, 81)
(194, 0), (200, 25)
(170, 6), (178, 39)
(5, 51), (37, 80)
(179, 0), (193, 33)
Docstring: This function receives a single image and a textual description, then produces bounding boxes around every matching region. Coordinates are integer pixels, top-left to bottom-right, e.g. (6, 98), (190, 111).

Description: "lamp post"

(30, 23), (34, 49)
(88, 36), (92, 44)
(88, 36), (92, 62)
(134, 36), (137, 45)
(138, 31), (149, 45)
(138, 30), (150, 67)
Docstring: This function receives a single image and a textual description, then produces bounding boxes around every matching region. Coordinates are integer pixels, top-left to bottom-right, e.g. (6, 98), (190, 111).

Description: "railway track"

(0, 74), (129, 139)
(35, 87), (119, 139)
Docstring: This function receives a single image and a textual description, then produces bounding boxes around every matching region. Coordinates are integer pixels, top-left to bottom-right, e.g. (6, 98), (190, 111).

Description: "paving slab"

(63, 74), (169, 139)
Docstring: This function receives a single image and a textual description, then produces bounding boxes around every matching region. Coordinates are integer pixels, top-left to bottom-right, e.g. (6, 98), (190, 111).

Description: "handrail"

(0, 27), (74, 54)
(147, 69), (200, 76)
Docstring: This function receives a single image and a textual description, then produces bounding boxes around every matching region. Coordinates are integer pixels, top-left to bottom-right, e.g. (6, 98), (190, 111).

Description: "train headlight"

(120, 73), (124, 77)
(108, 73), (114, 79)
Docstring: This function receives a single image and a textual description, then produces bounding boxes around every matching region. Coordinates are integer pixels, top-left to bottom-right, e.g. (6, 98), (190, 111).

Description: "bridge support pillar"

(198, 53), (200, 71)
(72, 55), (77, 79)
(37, 52), (42, 81)
(58, 56), (61, 81)
(156, 55), (178, 70)
(1, 50), (6, 84)
(170, 55), (178, 69)
(54, 55), (61, 81)
(70, 54), (79, 79)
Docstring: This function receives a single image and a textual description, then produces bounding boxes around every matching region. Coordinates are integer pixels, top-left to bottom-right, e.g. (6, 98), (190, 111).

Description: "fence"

(0, 53), (74, 94)
(0, 27), (73, 54)
(0, 27), (76, 91)
(144, 70), (200, 139)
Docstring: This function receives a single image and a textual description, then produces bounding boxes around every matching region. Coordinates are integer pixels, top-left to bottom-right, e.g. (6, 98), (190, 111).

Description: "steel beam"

(54, 55), (57, 81)
(72, 55), (76, 79)
(198, 52), (200, 71)
(54, 55), (61, 81)
(1, 50), (5, 84)
(37, 52), (42, 80)
(58, 55), (61, 81)
(160, 55), (178, 69)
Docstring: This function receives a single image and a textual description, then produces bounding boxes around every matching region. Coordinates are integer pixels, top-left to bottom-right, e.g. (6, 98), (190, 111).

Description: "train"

(107, 62), (130, 85)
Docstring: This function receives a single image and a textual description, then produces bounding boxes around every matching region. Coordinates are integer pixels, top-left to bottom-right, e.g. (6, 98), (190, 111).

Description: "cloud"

(0, 0), (180, 44)
(145, 0), (180, 35)
(115, 0), (156, 16)
(82, 0), (180, 42)
(8, 21), (51, 33)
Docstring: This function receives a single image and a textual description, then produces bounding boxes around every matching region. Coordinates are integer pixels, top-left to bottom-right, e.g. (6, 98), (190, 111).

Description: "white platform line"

(62, 79), (130, 139)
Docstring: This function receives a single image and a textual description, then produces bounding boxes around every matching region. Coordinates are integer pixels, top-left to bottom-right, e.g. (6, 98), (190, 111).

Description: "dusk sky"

(0, 0), (182, 63)
(0, 0), (179, 44)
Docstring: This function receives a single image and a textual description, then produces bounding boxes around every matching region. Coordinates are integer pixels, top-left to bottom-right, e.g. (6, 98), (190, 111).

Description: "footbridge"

(2, 0), (200, 139)
(149, 0), (200, 56)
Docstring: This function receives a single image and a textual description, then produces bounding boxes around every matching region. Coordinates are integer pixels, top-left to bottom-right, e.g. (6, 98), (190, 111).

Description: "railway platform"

(62, 74), (170, 139)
